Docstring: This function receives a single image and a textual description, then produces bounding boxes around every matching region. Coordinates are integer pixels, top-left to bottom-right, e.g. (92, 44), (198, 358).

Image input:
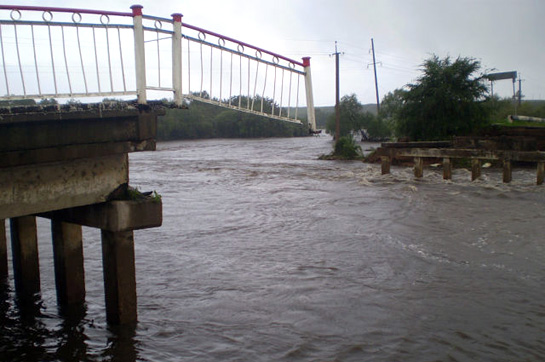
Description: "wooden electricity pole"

(332, 41), (342, 141)
(518, 76), (523, 106)
(370, 38), (380, 114)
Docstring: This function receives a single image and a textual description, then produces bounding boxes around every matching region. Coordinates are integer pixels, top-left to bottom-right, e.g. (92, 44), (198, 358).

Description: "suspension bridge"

(0, 4), (318, 325)
(0, 4), (317, 130)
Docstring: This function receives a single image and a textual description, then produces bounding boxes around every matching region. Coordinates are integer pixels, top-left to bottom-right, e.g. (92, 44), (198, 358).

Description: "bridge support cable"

(13, 23), (26, 96)
(0, 25), (10, 95)
(104, 24), (113, 93)
(30, 25), (42, 94)
(47, 22), (58, 95)
(61, 26), (73, 95)
(92, 28), (102, 94)
(117, 27), (128, 93)
(75, 23), (88, 94)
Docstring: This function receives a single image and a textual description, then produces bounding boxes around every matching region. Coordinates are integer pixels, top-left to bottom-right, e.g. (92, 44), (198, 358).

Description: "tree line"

(326, 54), (545, 142)
(157, 94), (308, 140)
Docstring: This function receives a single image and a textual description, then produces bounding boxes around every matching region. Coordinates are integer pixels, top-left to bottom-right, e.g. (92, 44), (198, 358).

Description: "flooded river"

(1, 136), (545, 361)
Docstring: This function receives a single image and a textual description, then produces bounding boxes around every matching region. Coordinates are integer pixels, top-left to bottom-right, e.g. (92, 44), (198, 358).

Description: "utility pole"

(370, 38), (381, 114)
(518, 75), (523, 106)
(331, 41), (342, 141)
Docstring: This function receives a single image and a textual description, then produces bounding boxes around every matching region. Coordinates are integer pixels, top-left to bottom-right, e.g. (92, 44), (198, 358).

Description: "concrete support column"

(471, 159), (481, 181)
(102, 230), (137, 325)
(442, 158), (452, 180)
(381, 156), (391, 175)
(414, 157), (423, 178)
(503, 160), (512, 183)
(52, 220), (85, 306)
(10, 216), (40, 299)
(537, 162), (544, 185)
(0, 219), (7, 280)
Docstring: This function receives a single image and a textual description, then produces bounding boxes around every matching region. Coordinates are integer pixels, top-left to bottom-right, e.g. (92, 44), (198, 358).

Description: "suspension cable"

(229, 52), (233, 107)
(199, 38), (204, 97)
(278, 68), (284, 117)
(47, 22), (58, 94)
(117, 27), (126, 92)
(287, 68), (293, 118)
(61, 25), (73, 95)
(261, 64), (268, 113)
(271, 64), (277, 116)
(187, 38), (191, 95)
(92, 27), (101, 93)
(295, 73), (300, 121)
(75, 23), (88, 93)
(209, 46), (213, 100)
(0, 25), (10, 96)
(30, 24), (42, 95)
(13, 23), (26, 96)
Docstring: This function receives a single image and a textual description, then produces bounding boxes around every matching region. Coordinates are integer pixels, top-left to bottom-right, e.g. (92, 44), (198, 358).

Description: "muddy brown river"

(1, 136), (544, 361)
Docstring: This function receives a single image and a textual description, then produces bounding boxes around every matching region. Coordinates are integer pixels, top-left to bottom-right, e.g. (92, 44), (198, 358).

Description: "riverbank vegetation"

(157, 95), (308, 140)
(322, 54), (545, 150)
(318, 135), (364, 160)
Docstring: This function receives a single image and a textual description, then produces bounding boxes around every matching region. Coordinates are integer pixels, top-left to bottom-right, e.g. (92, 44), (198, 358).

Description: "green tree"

(326, 93), (391, 140)
(380, 88), (406, 132)
(326, 94), (363, 136)
(396, 55), (489, 140)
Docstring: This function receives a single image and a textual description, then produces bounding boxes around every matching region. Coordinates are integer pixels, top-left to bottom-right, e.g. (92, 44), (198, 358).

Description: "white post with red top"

(131, 5), (147, 104)
(172, 13), (183, 106)
(303, 57), (316, 132)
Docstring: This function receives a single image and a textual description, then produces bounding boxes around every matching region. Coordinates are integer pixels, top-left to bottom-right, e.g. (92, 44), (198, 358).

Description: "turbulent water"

(1, 136), (545, 361)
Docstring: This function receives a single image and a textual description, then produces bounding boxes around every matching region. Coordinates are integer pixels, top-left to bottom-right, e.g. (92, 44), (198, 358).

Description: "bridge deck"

(0, 101), (162, 219)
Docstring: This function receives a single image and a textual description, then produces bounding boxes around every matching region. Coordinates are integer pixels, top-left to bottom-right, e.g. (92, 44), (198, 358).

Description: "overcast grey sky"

(13, 0), (545, 106)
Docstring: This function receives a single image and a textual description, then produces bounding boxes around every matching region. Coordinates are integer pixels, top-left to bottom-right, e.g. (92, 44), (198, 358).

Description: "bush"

(333, 136), (363, 159)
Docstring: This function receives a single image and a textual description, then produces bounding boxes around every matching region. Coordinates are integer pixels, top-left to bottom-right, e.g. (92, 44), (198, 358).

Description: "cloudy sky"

(9, 0), (545, 106)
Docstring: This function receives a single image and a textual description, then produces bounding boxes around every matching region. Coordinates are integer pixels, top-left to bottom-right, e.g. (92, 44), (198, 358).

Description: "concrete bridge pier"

(3, 200), (158, 324)
(0, 220), (7, 280)
(537, 162), (545, 185)
(51, 220), (85, 307)
(10, 216), (41, 300)
(101, 229), (137, 325)
(442, 158), (452, 180)
(45, 198), (161, 324)
(414, 157), (424, 178)
(471, 159), (482, 181)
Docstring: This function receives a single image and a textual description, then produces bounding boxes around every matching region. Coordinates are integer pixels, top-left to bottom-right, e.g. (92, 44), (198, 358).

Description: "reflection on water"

(1, 136), (545, 361)
(0, 282), (139, 362)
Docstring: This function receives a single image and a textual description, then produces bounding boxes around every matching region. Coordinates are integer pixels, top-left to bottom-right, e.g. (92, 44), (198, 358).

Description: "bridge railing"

(0, 5), (316, 130)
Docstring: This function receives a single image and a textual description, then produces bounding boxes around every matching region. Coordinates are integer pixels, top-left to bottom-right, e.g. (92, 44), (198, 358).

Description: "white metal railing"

(0, 5), (316, 130)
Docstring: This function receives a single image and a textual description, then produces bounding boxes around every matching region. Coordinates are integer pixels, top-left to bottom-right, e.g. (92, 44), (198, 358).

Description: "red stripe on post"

(171, 13), (182, 22)
(130, 4), (143, 16)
